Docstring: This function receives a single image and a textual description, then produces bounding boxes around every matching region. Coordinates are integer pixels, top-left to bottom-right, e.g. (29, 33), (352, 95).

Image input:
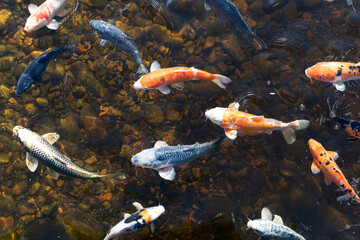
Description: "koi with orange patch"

(305, 62), (360, 91)
(308, 139), (360, 203)
(24, 0), (68, 32)
(205, 101), (309, 144)
(133, 61), (231, 94)
(104, 202), (165, 240)
(327, 98), (360, 142)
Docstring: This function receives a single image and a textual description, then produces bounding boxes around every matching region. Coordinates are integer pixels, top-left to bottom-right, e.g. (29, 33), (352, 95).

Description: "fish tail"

(63, 44), (76, 52)
(281, 120), (310, 144)
(327, 97), (336, 118)
(93, 172), (127, 180)
(253, 34), (267, 50)
(212, 74), (232, 89)
(137, 64), (149, 74)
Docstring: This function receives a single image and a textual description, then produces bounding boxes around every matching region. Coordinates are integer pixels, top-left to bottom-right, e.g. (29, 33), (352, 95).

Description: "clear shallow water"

(0, 0), (360, 239)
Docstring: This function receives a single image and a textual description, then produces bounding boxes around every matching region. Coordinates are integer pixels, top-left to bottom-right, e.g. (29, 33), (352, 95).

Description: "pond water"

(0, 0), (360, 239)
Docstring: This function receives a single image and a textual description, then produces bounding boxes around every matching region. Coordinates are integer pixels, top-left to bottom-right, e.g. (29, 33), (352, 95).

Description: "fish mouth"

(13, 126), (24, 136)
(304, 68), (311, 78)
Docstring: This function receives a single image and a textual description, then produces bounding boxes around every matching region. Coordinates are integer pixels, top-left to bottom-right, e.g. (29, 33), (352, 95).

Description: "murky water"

(0, 0), (360, 239)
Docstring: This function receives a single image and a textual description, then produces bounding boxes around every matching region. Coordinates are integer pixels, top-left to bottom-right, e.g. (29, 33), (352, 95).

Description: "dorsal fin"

(150, 61), (161, 72)
(154, 140), (168, 148)
(272, 215), (284, 225)
(228, 102), (239, 111)
(42, 132), (60, 145)
(261, 207), (273, 220)
(133, 202), (144, 211)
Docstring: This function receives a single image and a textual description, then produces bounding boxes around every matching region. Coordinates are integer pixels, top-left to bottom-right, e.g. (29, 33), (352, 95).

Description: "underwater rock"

(80, 0), (108, 8)
(315, 204), (350, 236)
(0, 216), (14, 229)
(262, 0), (289, 14)
(119, 144), (132, 159)
(60, 112), (81, 138)
(35, 97), (48, 107)
(29, 182), (41, 195)
(0, 194), (15, 216)
(83, 116), (108, 141)
(0, 153), (9, 164)
(46, 61), (65, 79)
(13, 180), (28, 195)
(25, 103), (37, 115)
(0, 56), (14, 72)
(0, 85), (10, 99)
(58, 208), (103, 240)
(221, 33), (245, 61)
(0, 9), (11, 32)
(0, 45), (6, 57)
(28, 218), (71, 240)
(144, 104), (165, 126)
(299, 0), (322, 9)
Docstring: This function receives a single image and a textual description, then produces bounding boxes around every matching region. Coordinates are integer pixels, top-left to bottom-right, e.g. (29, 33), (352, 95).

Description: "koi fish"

(133, 61), (231, 94)
(104, 202), (165, 240)
(89, 20), (148, 74)
(131, 136), (225, 180)
(308, 139), (360, 203)
(204, 0), (267, 49)
(305, 62), (360, 91)
(24, 0), (69, 32)
(15, 44), (75, 95)
(13, 126), (126, 180)
(327, 98), (360, 142)
(205, 102), (309, 144)
(247, 207), (306, 240)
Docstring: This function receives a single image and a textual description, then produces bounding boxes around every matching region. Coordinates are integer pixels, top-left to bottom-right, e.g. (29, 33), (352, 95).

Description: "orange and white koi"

(24, 0), (68, 33)
(104, 202), (165, 240)
(308, 139), (360, 203)
(205, 102), (309, 144)
(305, 62), (360, 91)
(133, 61), (231, 94)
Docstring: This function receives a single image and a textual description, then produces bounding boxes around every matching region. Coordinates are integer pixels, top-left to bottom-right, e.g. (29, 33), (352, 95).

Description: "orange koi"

(305, 62), (360, 91)
(308, 139), (360, 203)
(205, 102), (309, 144)
(133, 61), (231, 94)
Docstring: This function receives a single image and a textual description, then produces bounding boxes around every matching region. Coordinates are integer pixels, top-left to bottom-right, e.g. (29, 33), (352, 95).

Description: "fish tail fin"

(63, 44), (76, 52)
(137, 64), (149, 74)
(253, 35), (267, 50)
(326, 97), (336, 118)
(212, 74), (232, 89)
(282, 120), (310, 144)
(93, 172), (127, 180)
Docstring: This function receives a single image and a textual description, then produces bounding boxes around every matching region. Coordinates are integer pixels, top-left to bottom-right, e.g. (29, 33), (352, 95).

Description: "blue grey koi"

(15, 44), (75, 95)
(89, 20), (148, 74)
(131, 136), (225, 180)
(204, 0), (267, 49)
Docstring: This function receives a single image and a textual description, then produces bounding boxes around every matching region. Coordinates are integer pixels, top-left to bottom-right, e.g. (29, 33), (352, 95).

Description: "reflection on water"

(0, 0), (360, 239)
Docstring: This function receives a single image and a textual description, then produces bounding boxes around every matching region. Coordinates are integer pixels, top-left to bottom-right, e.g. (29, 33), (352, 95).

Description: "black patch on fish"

(349, 190), (352, 193)
(318, 161), (322, 164)
(336, 68), (342, 76)
(349, 80), (358, 87)
(349, 65), (356, 70)
(160, 77), (165, 82)
(124, 210), (145, 223)
(320, 153), (323, 156)
(325, 161), (330, 165)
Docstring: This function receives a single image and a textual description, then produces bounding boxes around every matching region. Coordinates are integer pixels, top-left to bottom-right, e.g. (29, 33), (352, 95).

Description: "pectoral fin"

(42, 132), (60, 145)
(46, 167), (59, 180)
(46, 19), (59, 30)
(99, 39), (107, 46)
(150, 61), (161, 72)
(178, 163), (189, 169)
(157, 167), (176, 181)
(28, 4), (38, 14)
(327, 151), (339, 161)
(261, 207), (273, 220)
(225, 129), (237, 139)
(204, 0), (211, 10)
(154, 140), (168, 148)
(272, 215), (284, 225)
(324, 175), (332, 186)
(228, 102), (239, 111)
(174, 82), (185, 88)
(311, 162), (321, 174)
(132, 202), (144, 211)
(26, 152), (38, 172)
(56, 8), (67, 17)
(157, 86), (171, 94)
(332, 82), (346, 91)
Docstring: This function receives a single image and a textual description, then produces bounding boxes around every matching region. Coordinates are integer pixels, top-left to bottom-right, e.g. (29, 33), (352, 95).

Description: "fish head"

(24, 16), (43, 33)
(89, 20), (104, 33)
(308, 139), (324, 158)
(305, 62), (337, 82)
(13, 126), (33, 148)
(133, 78), (145, 90)
(131, 149), (158, 169)
(247, 219), (268, 236)
(204, 107), (225, 126)
(145, 205), (165, 223)
(16, 74), (34, 95)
